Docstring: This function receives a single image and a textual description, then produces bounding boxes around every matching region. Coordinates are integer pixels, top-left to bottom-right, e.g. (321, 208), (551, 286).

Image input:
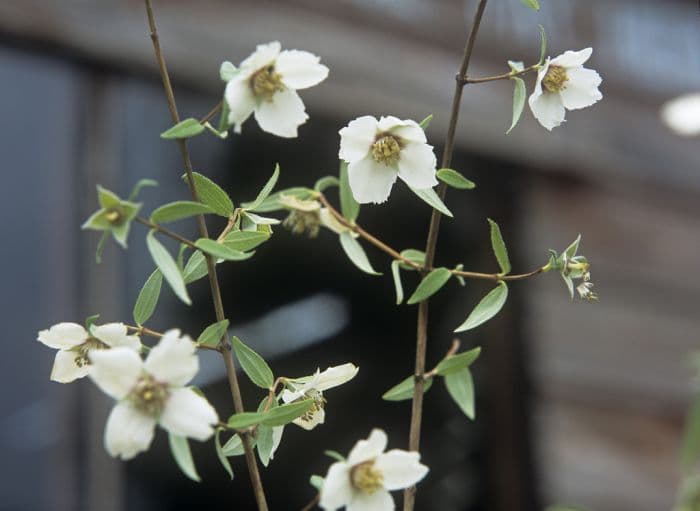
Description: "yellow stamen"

(542, 65), (568, 93)
(350, 460), (384, 495)
(371, 135), (401, 166)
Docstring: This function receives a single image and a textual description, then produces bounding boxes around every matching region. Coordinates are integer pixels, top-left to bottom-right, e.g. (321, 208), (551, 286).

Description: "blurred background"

(1, 0), (699, 510)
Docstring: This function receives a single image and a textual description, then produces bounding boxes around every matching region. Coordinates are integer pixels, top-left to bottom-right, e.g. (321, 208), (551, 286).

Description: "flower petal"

(661, 93), (700, 136)
(144, 329), (198, 386)
(347, 155), (397, 204)
(560, 67), (602, 110)
(50, 350), (90, 383)
(347, 489), (393, 511)
(348, 429), (387, 465)
(159, 387), (218, 441)
(550, 47), (593, 68)
(37, 323), (88, 349)
(280, 388), (305, 403)
(397, 143), (438, 190)
(89, 347), (143, 399)
(339, 116), (378, 163)
(92, 323), (140, 350)
(377, 115), (404, 132)
(319, 461), (353, 510)
(277, 50), (329, 90)
(225, 76), (256, 134)
(269, 426), (284, 460)
(528, 91), (566, 131)
(240, 41), (281, 71)
(374, 450), (429, 490)
(314, 363), (359, 392)
(254, 88), (308, 138)
(104, 401), (156, 460)
(293, 405), (325, 430)
(390, 119), (427, 144)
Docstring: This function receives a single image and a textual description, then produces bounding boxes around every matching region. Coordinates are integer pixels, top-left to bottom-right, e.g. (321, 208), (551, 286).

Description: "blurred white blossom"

(661, 93), (700, 137)
(529, 48), (602, 130)
(222, 41), (328, 138)
(339, 116), (438, 204)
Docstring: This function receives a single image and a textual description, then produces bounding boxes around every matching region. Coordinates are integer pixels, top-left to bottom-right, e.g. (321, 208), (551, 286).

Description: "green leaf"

(314, 175), (340, 192)
(488, 219), (511, 274)
(146, 231), (191, 305)
(223, 231), (270, 252)
(127, 178), (158, 201)
(161, 118), (205, 140)
(228, 412), (265, 430)
(195, 238), (254, 261)
(256, 398), (277, 467)
(133, 269), (163, 325)
(520, 0), (540, 11)
(454, 281), (508, 332)
(339, 232), (381, 275)
(182, 250), (208, 284)
(409, 186), (453, 217)
(243, 164), (280, 211)
(247, 187), (314, 213)
(188, 172), (234, 217)
(150, 201), (213, 224)
(407, 267), (452, 305)
(444, 368), (475, 419)
(399, 249), (426, 271)
(436, 168), (476, 190)
(231, 336), (274, 388)
(310, 475), (324, 491)
(391, 260), (404, 305)
(339, 161), (360, 222)
(508, 60), (525, 73)
(419, 114), (433, 130)
(324, 450), (345, 462)
(260, 400), (315, 427)
(243, 212), (280, 225)
(197, 319), (230, 348)
(506, 77), (526, 134)
(215, 430), (234, 479)
(221, 433), (247, 456)
(168, 433), (201, 482)
(382, 376), (433, 401)
(538, 25), (547, 65)
(435, 347), (482, 376)
(681, 394), (700, 471)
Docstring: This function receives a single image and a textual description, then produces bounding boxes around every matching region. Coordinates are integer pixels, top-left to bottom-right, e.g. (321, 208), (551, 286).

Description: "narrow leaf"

(488, 219), (511, 274)
(256, 398), (277, 467)
(538, 25), (547, 65)
(228, 412), (265, 430)
(221, 433), (247, 456)
(445, 368), (475, 419)
(419, 114), (433, 130)
(188, 172), (234, 217)
(127, 178), (158, 201)
(339, 161), (360, 222)
(260, 400), (315, 427)
(314, 175), (340, 191)
(161, 118), (205, 140)
(435, 347), (482, 376)
(455, 281), (508, 332)
(409, 187), (453, 217)
(244, 164), (280, 211)
(195, 238), (254, 261)
(215, 430), (234, 479)
(391, 260), (404, 305)
(150, 201), (212, 224)
(506, 77), (526, 134)
(248, 187), (314, 213)
(339, 232), (381, 275)
(407, 267), (452, 305)
(168, 433), (201, 482)
(182, 250), (208, 284)
(520, 0), (540, 11)
(231, 336), (274, 388)
(197, 319), (230, 348)
(399, 249), (426, 271)
(382, 376), (433, 401)
(436, 168), (476, 190)
(133, 269), (163, 325)
(223, 231), (270, 252)
(146, 231), (191, 305)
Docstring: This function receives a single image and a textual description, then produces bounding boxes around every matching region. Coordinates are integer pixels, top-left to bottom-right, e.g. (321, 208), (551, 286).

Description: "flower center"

(283, 210), (322, 238)
(72, 337), (108, 368)
(251, 66), (284, 101)
(128, 375), (169, 417)
(350, 460), (384, 495)
(295, 390), (326, 424)
(542, 65), (568, 93)
(371, 135), (401, 166)
(104, 207), (124, 226)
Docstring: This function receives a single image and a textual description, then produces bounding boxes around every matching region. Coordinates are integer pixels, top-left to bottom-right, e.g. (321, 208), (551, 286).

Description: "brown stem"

(424, 338), (461, 379)
(200, 100), (223, 124)
(143, 2), (268, 509)
(299, 494), (320, 511)
(135, 216), (197, 249)
(125, 324), (164, 338)
(404, 1), (489, 510)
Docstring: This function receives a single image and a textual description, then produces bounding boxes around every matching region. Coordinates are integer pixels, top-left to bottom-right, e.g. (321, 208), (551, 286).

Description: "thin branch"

(134, 216), (197, 249)
(143, 2), (268, 509)
(404, 1), (490, 510)
(300, 494), (320, 511)
(200, 100), (223, 124)
(461, 64), (539, 84)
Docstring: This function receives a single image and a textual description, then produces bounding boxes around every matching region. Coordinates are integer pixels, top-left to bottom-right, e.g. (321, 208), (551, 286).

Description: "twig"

(134, 216), (197, 249)
(404, 1), (490, 510)
(460, 64), (539, 84)
(200, 100), (223, 124)
(299, 494), (320, 511)
(143, 2), (268, 509)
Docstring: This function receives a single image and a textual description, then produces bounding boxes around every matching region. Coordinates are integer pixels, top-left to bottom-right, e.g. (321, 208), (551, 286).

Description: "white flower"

(576, 280), (598, 302)
(661, 93), (700, 137)
(222, 41), (328, 138)
(529, 48), (602, 130)
(319, 429), (429, 511)
(88, 329), (218, 460)
(37, 322), (141, 383)
(338, 115), (438, 204)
